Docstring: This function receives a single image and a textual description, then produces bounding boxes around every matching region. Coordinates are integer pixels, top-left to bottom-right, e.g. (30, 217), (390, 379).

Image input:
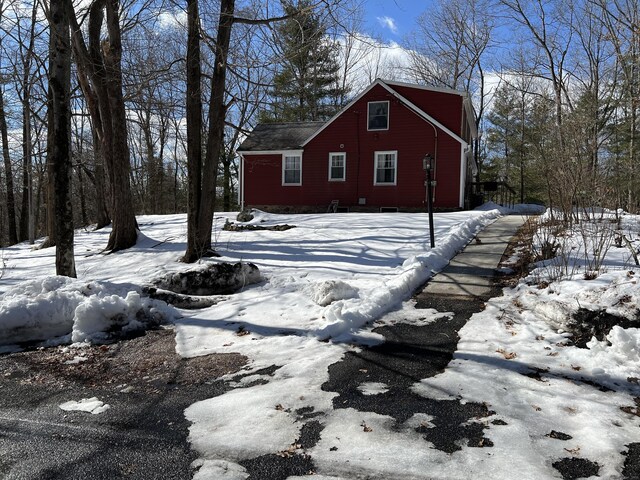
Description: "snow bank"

(0, 277), (83, 344)
(0, 277), (176, 346)
(318, 209), (501, 339)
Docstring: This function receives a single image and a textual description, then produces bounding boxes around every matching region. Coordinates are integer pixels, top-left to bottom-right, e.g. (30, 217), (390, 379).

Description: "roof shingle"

(237, 121), (324, 152)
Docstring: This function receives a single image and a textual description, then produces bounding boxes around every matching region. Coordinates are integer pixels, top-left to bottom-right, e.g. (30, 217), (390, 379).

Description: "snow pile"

(0, 277), (84, 344)
(0, 277), (176, 346)
(588, 326), (639, 362)
(72, 290), (172, 343)
(59, 397), (110, 414)
(307, 280), (358, 306)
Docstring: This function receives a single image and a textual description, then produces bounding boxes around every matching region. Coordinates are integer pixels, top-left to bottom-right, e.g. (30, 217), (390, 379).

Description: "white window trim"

(367, 100), (390, 131)
(373, 150), (397, 186)
(328, 152), (346, 181)
(282, 151), (303, 186)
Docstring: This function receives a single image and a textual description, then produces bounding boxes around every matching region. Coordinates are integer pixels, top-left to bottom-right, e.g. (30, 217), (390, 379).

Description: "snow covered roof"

(237, 121), (324, 153)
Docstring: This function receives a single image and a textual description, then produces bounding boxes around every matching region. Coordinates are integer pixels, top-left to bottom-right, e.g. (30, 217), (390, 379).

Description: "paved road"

(0, 374), (226, 479)
(0, 330), (246, 480)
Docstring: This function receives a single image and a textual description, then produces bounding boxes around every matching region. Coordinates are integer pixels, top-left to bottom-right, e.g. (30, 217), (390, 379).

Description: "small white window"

(328, 153), (346, 181)
(368, 101), (389, 130)
(282, 154), (302, 185)
(374, 151), (397, 185)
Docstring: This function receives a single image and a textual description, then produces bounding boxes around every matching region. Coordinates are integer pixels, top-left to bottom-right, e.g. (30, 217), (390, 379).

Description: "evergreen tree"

(263, 0), (347, 122)
(485, 83), (548, 205)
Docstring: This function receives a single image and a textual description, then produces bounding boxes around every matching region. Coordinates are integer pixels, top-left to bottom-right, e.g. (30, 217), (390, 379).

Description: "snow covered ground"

(1, 205), (639, 479)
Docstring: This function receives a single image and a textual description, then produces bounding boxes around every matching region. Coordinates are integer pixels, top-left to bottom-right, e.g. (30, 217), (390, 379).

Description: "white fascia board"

(381, 79), (469, 98)
(383, 78), (478, 141)
(378, 82), (469, 146)
(237, 149), (303, 156)
(459, 147), (467, 209)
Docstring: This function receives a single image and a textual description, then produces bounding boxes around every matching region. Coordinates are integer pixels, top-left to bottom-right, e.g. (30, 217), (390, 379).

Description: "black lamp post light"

(423, 153), (436, 248)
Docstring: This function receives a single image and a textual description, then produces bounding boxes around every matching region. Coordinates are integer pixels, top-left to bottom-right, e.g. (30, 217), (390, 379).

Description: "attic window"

(368, 101), (389, 130)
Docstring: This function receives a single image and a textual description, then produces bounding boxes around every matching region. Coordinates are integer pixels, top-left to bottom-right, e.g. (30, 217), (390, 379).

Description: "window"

(282, 154), (302, 185)
(368, 101), (389, 130)
(328, 153), (346, 181)
(374, 151), (397, 185)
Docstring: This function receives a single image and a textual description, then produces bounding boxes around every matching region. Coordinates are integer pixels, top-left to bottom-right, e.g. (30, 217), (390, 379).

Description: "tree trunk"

(183, 0), (204, 262)
(103, 0), (137, 251)
(223, 154), (231, 211)
(0, 87), (18, 245)
(69, 0), (137, 250)
(194, 0), (234, 257)
(91, 128), (111, 228)
(48, 0), (76, 277)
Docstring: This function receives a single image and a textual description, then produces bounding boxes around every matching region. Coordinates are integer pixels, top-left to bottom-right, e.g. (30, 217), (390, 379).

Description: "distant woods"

(0, 0), (638, 252)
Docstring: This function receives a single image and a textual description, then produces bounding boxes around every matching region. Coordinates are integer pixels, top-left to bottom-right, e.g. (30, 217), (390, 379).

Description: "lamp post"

(423, 154), (436, 248)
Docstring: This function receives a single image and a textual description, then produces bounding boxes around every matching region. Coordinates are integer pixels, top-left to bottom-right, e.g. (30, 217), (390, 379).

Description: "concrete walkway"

(416, 215), (528, 305)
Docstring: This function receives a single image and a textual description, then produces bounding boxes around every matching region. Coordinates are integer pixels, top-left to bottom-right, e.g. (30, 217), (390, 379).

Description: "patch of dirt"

(546, 430), (573, 441)
(569, 308), (640, 348)
(0, 328), (247, 394)
(552, 457), (600, 480)
(495, 217), (538, 287)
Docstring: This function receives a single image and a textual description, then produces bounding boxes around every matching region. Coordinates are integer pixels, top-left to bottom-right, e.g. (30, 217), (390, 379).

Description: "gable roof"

(237, 121), (324, 152)
(238, 80), (477, 154)
(301, 79), (475, 147)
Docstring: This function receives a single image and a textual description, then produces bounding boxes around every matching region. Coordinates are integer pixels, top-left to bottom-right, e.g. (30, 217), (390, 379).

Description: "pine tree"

(263, 0), (347, 122)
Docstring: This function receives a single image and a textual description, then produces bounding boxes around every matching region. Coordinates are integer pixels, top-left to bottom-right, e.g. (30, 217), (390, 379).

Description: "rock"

(223, 220), (295, 232)
(236, 209), (254, 222)
(152, 262), (261, 296)
(546, 430), (573, 441)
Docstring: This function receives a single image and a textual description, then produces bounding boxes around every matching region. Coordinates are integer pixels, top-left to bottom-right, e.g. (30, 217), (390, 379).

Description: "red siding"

(244, 83), (464, 210)
(391, 84), (464, 136)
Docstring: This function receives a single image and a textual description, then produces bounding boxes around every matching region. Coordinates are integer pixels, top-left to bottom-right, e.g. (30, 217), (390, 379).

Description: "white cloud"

(376, 16), (398, 34)
(337, 33), (414, 92)
(157, 10), (187, 30)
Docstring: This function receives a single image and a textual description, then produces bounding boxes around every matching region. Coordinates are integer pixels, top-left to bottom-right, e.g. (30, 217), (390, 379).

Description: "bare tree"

(499, 0), (575, 137)
(0, 82), (18, 245)
(183, 0), (304, 262)
(593, 0), (640, 212)
(68, 0), (138, 252)
(407, 0), (494, 175)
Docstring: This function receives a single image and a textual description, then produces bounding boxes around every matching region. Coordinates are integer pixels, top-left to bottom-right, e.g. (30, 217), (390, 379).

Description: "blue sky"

(363, 0), (431, 42)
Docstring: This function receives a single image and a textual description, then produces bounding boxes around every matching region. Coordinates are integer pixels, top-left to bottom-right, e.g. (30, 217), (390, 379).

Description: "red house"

(238, 79), (477, 212)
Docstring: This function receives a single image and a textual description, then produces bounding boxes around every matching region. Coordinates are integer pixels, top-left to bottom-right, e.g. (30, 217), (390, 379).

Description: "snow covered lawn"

(0, 208), (501, 348)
